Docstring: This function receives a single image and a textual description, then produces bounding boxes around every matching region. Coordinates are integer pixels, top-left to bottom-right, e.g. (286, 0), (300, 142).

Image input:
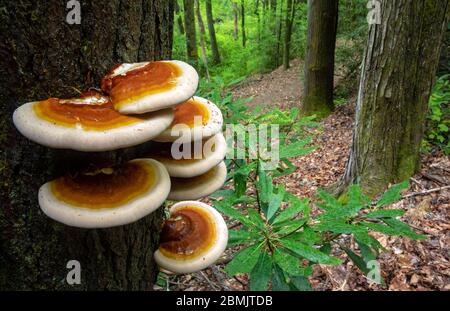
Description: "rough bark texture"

(195, 0), (210, 80)
(183, 0), (198, 61)
(0, 0), (174, 290)
(206, 0), (221, 64)
(302, 0), (338, 118)
(339, 0), (449, 197)
(175, 0), (185, 35)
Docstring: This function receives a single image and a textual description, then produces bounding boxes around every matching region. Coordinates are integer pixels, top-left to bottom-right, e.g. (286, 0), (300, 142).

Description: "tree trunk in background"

(241, 0), (247, 47)
(283, 0), (296, 70)
(338, 0), (449, 197)
(0, 0), (173, 290)
(195, 0), (210, 80)
(183, 0), (198, 61)
(275, 0), (284, 67)
(302, 0), (338, 118)
(205, 0), (221, 64)
(175, 0), (185, 35)
(233, 2), (239, 41)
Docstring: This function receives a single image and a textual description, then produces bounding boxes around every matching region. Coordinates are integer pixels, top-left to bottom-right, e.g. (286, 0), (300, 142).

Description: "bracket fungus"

(12, 91), (174, 152)
(149, 133), (227, 178)
(168, 161), (227, 201)
(154, 96), (223, 143)
(154, 201), (228, 274)
(38, 158), (170, 228)
(101, 60), (198, 114)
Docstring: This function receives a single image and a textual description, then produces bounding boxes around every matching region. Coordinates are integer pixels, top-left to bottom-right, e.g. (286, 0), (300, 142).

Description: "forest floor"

(156, 59), (450, 291)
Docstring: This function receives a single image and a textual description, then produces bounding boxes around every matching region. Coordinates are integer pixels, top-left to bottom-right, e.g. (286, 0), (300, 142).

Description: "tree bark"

(233, 2), (239, 41)
(175, 0), (185, 35)
(338, 0), (449, 197)
(241, 0), (247, 48)
(183, 0), (198, 61)
(275, 0), (284, 67)
(302, 0), (338, 118)
(0, 0), (174, 290)
(205, 0), (221, 64)
(195, 0), (210, 80)
(283, 0), (296, 70)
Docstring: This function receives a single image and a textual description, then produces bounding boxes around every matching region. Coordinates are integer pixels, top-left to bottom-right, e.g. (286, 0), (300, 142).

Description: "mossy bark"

(302, 0), (338, 118)
(338, 0), (449, 197)
(0, 0), (174, 290)
(205, 0), (221, 65)
(183, 0), (198, 62)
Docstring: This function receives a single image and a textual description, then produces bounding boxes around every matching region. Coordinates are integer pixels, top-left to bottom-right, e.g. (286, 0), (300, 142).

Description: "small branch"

(402, 185), (450, 199)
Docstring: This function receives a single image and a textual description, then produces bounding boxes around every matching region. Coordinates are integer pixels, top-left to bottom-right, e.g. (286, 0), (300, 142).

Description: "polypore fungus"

(38, 158), (170, 228)
(154, 96), (223, 143)
(101, 60), (198, 114)
(154, 201), (228, 274)
(168, 161), (227, 201)
(13, 91), (174, 152)
(149, 133), (227, 178)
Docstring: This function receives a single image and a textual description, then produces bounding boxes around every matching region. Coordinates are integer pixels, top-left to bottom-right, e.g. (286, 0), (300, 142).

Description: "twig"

(402, 185), (450, 199)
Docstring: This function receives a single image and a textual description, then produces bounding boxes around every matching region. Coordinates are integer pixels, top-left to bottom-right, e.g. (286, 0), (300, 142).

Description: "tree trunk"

(195, 0), (210, 80)
(233, 2), (239, 41)
(175, 0), (185, 35)
(283, 0), (296, 70)
(241, 0), (247, 48)
(0, 0), (174, 290)
(302, 0), (338, 118)
(338, 0), (449, 197)
(275, 0), (284, 67)
(205, 0), (221, 64)
(183, 0), (198, 62)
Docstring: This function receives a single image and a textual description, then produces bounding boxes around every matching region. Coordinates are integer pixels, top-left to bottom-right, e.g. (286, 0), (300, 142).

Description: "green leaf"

(383, 219), (426, 240)
(274, 219), (307, 235)
(267, 185), (285, 221)
(313, 220), (366, 234)
(224, 244), (261, 276)
(256, 161), (273, 211)
(364, 209), (405, 219)
(273, 248), (311, 276)
(272, 197), (308, 225)
(356, 240), (377, 262)
(246, 208), (266, 229)
(228, 229), (262, 246)
(249, 250), (273, 291)
(376, 181), (409, 207)
(289, 276), (312, 291)
(280, 139), (316, 158)
(341, 247), (370, 274)
(287, 226), (321, 246)
(316, 188), (342, 211)
(213, 200), (253, 228)
(280, 239), (341, 265)
(271, 264), (290, 291)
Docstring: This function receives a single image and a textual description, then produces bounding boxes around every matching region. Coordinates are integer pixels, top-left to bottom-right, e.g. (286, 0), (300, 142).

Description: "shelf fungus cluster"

(13, 60), (228, 273)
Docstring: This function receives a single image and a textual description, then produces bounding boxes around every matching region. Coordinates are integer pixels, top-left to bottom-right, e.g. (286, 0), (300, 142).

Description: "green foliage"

(422, 74), (450, 154)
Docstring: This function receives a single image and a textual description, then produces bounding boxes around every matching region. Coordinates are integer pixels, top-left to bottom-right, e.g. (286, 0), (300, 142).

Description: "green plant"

(207, 90), (425, 291)
(423, 74), (450, 154)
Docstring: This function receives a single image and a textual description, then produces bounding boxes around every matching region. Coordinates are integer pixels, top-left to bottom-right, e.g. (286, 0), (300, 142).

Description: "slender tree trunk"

(338, 0), (449, 197)
(302, 0), (338, 118)
(0, 0), (174, 290)
(183, 0), (198, 61)
(275, 0), (284, 66)
(241, 0), (247, 48)
(175, 0), (185, 34)
(195, 0), (210, 81)
(205, 0), (221, 64)
(255, 0), (262, 42)
(233, 2), (239, 41)
(283, 0), (296, 70)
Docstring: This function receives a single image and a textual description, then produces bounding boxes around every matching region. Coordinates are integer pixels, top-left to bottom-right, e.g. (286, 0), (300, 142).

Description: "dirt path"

(232, 59), (303, 109)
